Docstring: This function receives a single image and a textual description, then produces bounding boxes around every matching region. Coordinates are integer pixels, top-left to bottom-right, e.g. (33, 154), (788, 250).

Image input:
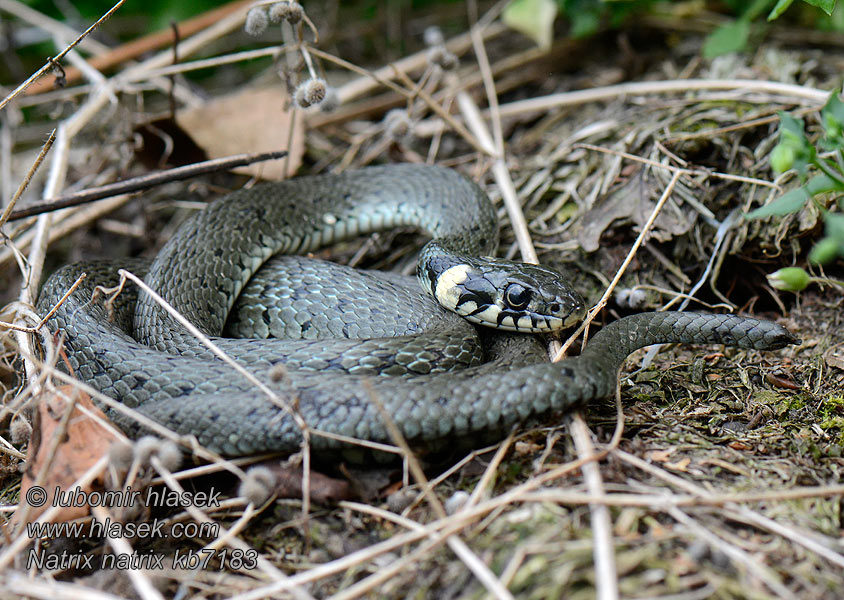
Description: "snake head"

(431, 258), (586, 333)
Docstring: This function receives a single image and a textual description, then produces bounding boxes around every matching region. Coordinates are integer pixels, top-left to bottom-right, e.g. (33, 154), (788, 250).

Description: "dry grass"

(1, 1), (843, 599)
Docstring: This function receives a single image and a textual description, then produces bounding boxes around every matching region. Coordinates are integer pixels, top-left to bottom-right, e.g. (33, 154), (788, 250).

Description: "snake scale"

(37, 164), (798, 458)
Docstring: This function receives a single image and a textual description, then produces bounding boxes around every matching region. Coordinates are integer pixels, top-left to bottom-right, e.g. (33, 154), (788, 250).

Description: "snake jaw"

(430, 260), (586, 333)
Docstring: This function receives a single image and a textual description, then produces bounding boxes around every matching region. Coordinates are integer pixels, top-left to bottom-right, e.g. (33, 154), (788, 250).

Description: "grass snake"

(36, 164), (798, 458)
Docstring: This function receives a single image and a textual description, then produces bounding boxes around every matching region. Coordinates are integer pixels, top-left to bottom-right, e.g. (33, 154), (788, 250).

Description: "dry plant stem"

(363, 383), (514, 600)
(510, 484), (844, 508)
(1, 572), (126, 599)
(333, 21), (507, 105)
(149, 459), (312, 596)
(667, 507), (796, 599)
(574, 142), (779, 190)
(22, 0), (255, 95)
(569, 415), (619, 600)
(415, 79), (830, 139)
(0, 129), (56, 227)
(0, 456), (109, 568)
(90, 505), (164, 600)
(456, 92), (539, 264)
(556, 170), (682, 359)
(0, 0), (125, 111)
(615, 450), (844, 569)
(491, 79), (829, 119)
(6, 150), (287, 221)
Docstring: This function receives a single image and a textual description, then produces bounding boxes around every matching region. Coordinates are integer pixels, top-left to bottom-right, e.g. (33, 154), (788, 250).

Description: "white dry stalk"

(569, 415), (619, 600)
(1, 572), (125, 600)
(149, 458), (315, 599)
(615, 449), (844, 570)
(90, 505), (165, 600)
(362, 384), (514, 600)
(413, 78), (830, 139)
(556, 169), (683, 359)
(667, 506), (797, 599)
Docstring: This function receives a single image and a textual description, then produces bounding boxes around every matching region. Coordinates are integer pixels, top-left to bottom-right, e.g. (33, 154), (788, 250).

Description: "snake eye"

(504, 283), (532, 310)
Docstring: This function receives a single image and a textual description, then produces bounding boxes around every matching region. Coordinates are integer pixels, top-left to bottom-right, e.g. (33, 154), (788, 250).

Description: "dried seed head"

(284, 2), (304, 24)
(157, 441), (183, 471)
(244, 7), (269, 36)
(108, 440), (134, 470)
(134, 436), (161, 465)
(383, 108), (413, 140)
(269, 1), (304, 24)
(9, 417), (30, 444)
(423, 26), (445, 47)
(268, 2), (287, 23)
(239, 466), (277, 505)
(294, 78), (327, 108)
(320, 86), (340, 112)
(427, 45), (458, 70)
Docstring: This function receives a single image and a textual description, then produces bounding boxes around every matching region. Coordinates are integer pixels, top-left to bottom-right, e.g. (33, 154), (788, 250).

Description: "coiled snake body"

(37, 164), (797, 457)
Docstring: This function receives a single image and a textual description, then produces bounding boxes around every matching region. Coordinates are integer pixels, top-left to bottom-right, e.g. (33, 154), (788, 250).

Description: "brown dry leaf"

(259, 462), (352, 503)
(824, 343), (844, 371)
(665, 457), (691, 472)
(645, 448), (676, 462)
(176, 86), (304, 180)
(14, 386), (120, 525)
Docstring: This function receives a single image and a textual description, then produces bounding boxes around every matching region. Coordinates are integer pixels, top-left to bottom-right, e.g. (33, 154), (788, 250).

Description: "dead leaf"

(176, 86), (304, 180)
(665, 457), (691, 472)
(13, 386), (120, 527)
(646, 448), (676, 462)
(257, 462), (352, 503)
(824, 343), (844, 371)
(765, 373), (801, 390)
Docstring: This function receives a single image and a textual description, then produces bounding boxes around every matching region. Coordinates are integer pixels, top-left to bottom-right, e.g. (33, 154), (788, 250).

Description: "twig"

(6, 151), (287, 221)
(556, 169), (682, 359)
(20, 0), (255, 96)
(0, 129), (55, 228)
(90, 506), (165, 600)
(362, 382), (514, 600)
(569, 415), (618, 600)
(0, 0), (125, 112)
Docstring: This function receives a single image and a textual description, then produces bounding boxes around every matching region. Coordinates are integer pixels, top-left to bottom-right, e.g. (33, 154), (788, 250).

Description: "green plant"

(704, 0), (838, 57)
(748, 90), (844, 290)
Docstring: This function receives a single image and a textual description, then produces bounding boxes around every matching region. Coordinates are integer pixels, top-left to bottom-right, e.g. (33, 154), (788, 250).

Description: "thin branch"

(0, 0), (125, 111)
(6, 151), (287, 221)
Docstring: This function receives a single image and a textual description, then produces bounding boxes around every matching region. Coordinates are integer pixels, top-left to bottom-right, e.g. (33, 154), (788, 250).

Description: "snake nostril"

(549, 303), (561, 314)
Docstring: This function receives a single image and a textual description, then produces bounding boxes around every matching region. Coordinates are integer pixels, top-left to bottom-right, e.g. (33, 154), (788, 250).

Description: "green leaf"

(801, 0), (836, 15)
(768, 0), (796, 19)
(746, 187), (810, 219)
(805, 173), (844, 195)
(826, 212), (844, 239)
(703, 19), (751, 58)
(502, 0), (558, 50)
(808, 236), (843, 264)
(821, 90), (844, 150)
(778, 111), (806, 141)
(776, 111), (815, 176)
